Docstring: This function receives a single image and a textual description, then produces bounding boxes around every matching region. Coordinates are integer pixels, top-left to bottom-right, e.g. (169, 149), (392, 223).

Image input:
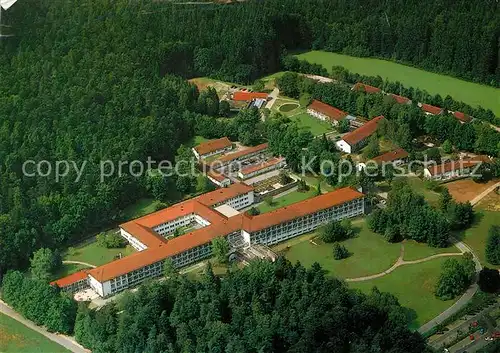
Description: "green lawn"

(273, 220), (402, 279)
(257, 189), (318, 213)
(350, 257), (456, 329)
(462, 211), (500, 268)
(279, 102), (300, 113)
(51, 263), (91, 281)
(0, 313), (69, 353)
(406, 176), (441, 206)
(296, 51), (500, 115)
(291, 112), (333, 136)
(122, 198), (160, 220)
(299, 173), (336, 193)
(403, 240), (459, 261)
(187, 135), (209, 148)
(64, 239), (135, 267)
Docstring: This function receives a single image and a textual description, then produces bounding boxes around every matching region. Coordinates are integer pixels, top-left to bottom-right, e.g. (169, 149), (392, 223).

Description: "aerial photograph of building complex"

(0, 0), (499, 352)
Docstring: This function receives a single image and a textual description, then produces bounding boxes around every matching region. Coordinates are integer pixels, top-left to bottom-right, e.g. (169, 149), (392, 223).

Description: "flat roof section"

(214, 204), (241, 218)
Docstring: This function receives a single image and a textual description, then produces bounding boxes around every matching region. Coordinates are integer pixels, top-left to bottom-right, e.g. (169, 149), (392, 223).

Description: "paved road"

(470, 181), (500, 206)
(431, 302), (499, 349)
(418, 240), (482, 334)
(0, 300), (90, 353)
(452, 326), (499, 353)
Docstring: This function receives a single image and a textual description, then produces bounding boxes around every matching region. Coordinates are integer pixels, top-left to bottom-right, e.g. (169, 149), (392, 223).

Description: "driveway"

(265, 87), (279, 111)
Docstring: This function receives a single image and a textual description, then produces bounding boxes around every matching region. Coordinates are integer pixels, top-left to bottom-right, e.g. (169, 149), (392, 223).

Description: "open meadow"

(0, 313), (69, 353)
(296, 51), (500, 115)
(272, 219), (460, 329)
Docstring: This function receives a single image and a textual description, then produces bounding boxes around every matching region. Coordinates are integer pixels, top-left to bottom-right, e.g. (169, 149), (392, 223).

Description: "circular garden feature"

(279, 103), (300, 113)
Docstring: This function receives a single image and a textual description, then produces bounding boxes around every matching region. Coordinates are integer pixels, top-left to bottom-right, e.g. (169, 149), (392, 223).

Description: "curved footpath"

(343, 237), (482, 336)
(63, 260), (96, 268)
(417, 240), (482, 334)
(417, 184), (496, 335)
(345, 244), (463, 283)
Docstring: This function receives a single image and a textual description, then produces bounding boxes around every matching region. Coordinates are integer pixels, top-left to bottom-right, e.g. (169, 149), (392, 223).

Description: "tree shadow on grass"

(453, 211), (485, 242)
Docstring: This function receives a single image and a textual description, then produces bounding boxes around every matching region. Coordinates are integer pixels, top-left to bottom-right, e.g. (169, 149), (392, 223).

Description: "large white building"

(307, 100), (350, 127)
(238, 157), (286, 180)
(336, 116), (384, 154)
(192, 137), (233, 160)
(423, 160), (480, 181)
(52, 184), (364, 297)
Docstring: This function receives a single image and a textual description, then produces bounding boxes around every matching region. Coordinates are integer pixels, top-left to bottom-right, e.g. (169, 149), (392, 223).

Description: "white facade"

(211, 191), (254, 210)
(120, 228), (148, 251)
(249, 198), (364, 246)
(153, 214), (204, 237)
(192, 145), (233, 161)
(89, 275), (108, 297)
(238, 160), (286, 180)
(336, 140), (352, 154)
(423, 166), (474, 181)
(307, 108), (343, 126)
(82, 187), (364, 298)
(207, 174), (231, 187)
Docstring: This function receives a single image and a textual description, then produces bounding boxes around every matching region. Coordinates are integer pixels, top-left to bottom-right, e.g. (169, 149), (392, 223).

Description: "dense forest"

(0, 0), (498, 275)
(72, 259), (429, 353)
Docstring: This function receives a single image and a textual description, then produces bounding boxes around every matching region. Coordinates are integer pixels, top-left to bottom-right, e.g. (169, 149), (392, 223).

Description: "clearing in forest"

(296, 51), (500, 116)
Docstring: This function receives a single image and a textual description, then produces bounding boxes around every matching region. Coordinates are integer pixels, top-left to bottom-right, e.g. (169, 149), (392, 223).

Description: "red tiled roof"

(420, 103), (443, 115)
(308, 100), (347, 121)
(50, 270), (88, 288)
(246, 187), (364, 232)
(453, 111), (472, 123)
(88, 215), (245, 283)
(194, 137), (232, 156)
(196, 182), (253, 206)
(121, 222), (168, 247)
(353, 83), (381, 94)
(342, 116), (384, 146)
(426, 160), (480, 176)
(215, 143), (269, 164)
(233, 92), (269, 101)
(87, 187), (363, 282)
(390, 94), (411, 104)
(372, 148), (409, 163)
(207, 170), (229, 182)
(239, 157), (284, 176)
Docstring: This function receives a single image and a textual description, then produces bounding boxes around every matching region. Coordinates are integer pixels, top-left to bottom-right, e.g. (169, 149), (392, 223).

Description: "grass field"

(64, 240), (135, 267)
(0, 313), (69, 353)
(299, 174), (336, 193)
(403, 240), (458, 261)
(51, 263), (91, 281)
(122, 198), (160, 220)
(291, 112), (333, 136)
(406, 176), (441, 206)
(296, 51), (500, 116)
(462, 211), (500, 268)
(279, 102), (300, 113)
(257, 189), (318, 213)
(350, 257), (455, 329)
(273, 221), (401, 279)
(187, 135), (209, 148)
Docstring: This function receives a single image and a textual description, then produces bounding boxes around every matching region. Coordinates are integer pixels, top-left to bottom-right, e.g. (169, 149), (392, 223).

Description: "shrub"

(333, 243), (349, 260)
